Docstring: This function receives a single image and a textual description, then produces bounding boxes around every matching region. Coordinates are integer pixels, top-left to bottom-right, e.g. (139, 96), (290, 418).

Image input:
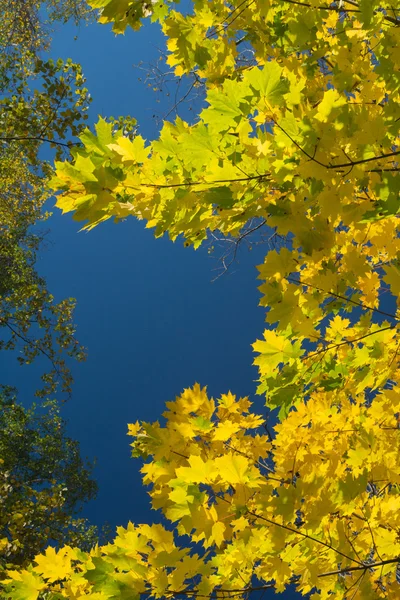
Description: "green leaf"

(203, 79), (251, 130)
(243, 62), (289, 105)
(95, 117), (113, 148)
(359, 0), (377, 26)
(204, 186), (234, 209)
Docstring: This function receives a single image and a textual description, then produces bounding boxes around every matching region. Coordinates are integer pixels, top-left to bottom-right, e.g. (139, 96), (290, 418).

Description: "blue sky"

(5, 11), (301, 598)
(39, 14), (272, 530)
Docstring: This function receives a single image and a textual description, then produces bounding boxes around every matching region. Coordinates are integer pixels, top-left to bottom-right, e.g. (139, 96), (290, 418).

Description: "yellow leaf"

(127, 421), (141, 436)
(33, 547), (76, 583)
(5, 570), (44, 600)
(107, 135), (148, 164)
(176, 455), (216, 484)
(214, 453), (261, 487)
(211, 522), (226, 548)
(212, 420), (241, 441)
(374, 528), (400, 558)
(315, 89), (346, 122)
(253, 329), (303, 376)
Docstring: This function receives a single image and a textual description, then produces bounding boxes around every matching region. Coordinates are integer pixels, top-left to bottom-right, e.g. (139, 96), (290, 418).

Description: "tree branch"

(281, 0), (400, 26)
(304, 325), (395, 361)
(123, 173), (270, 190)
(274, 120), (400, 172)
(318, 557), (400, 578)
(287, 276), (400, 322)
(246, 509), (363, 565)
(0, 136), (80, 148)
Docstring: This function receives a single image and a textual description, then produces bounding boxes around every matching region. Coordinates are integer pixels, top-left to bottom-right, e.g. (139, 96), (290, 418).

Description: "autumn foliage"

(4, 1), (400, 599)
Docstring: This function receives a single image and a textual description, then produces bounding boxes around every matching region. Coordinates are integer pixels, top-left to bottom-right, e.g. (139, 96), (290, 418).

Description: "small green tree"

(0, 386), (102, 569)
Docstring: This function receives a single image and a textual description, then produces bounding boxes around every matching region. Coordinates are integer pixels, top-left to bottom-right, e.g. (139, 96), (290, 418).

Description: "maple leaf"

(33, 546), (76, 582)
(176, 455), (216, 484)
(107, 135), (149, 164)
(315, 89), (346, 123)
(243, 63), (289, 105)
(212, 420), (241, 441)
(4, 571), (44, 600)
(253, 329), (304, 377)
(214, 453), (261, 487)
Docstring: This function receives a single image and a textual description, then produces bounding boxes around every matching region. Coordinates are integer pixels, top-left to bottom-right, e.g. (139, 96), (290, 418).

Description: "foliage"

(0, 66), (89, 396)
(4, 384), (400, 598)
(51, 0), (400, 407)
(0, 386), (102, 569)
(8, 0), (400, 599)
(0, 129), (87, 398)
(0, 0), (103, 583)
(0, 0), (93, 397)
(0, 0), (94, 58)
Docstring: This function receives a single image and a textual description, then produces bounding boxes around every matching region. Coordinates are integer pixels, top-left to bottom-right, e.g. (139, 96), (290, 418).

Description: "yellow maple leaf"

(107, 135), (148, 164)
(315, 89), (346, 123)
(357, 271), (380, 308)
(257, 248), (295, 282)
(5, 570), (44, 600)
(253, 329), (303, 377)
(127, 421), (141, 436)
(374, 527), (400, 558)
(346, 446), (370, 475)
(325, 315), (351, 342)
(212, 420), (241, 441)
(176, 455), (215, 484)
(211, 522), (226, 548)
(33, 547), (76, 583)
(214, 453), (261, 487)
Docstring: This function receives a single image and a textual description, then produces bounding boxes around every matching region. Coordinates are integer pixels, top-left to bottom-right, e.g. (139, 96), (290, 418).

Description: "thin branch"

(287, 276), (400, 322)
(171, 450), (189, 460)
(318, 557), (400, 578)
(0, 318), (61, 378)
(274, 120), (400, 171)
(362, 507), (382, 563)
(206, 0), (256, 40)
(0, 136), (80, 148)
(281, 0), (400, 25)
(123, 173), (270, 191)
(304, 325), (395, 361)
(163, 74), (201, 121)
(330, 150), (400, 169)
(164, 583), (275, 598)
(345, 570), (366, 600)
(211, 217), (268, 281)
(247, 509), (362, 565)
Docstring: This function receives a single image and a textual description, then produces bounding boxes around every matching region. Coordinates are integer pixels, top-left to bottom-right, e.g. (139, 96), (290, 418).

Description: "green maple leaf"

(359, 0), (377, 26)
(85, 557), (119, 594)
(203, 79), (251, 131)
(243, 62), (289, 105)
(204, 186), (234, 209)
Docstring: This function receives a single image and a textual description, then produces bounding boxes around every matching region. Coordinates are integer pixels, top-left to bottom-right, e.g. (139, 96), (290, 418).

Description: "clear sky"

(6, 11), (300, 599)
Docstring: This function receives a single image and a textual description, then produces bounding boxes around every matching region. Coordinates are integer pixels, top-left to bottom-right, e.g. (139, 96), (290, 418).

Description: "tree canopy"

(0, 387), (100, 569)
(0, 0), (103, 579)
(0, 0), (92, 397)
(4, 1), (400, 599)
